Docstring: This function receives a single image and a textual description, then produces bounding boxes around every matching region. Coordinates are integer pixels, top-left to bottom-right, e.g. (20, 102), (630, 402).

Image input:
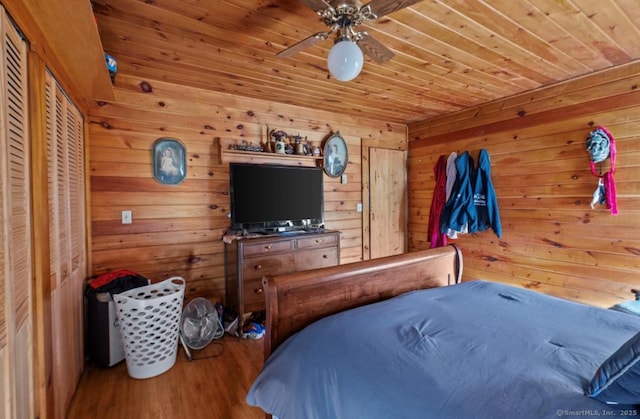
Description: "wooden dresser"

(224, 230), (340, 323)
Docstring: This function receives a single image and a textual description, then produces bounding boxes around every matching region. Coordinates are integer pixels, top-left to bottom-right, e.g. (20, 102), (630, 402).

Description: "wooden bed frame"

(261, 244), (463, 359)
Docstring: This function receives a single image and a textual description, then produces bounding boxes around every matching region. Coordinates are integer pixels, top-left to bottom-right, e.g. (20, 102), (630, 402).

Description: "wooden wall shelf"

(4, 0), (115, 102)
(218, 138), (322, 167)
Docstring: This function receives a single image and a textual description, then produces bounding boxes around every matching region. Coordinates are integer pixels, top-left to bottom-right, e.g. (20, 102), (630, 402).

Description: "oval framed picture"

(323, 132), (348, 178)
(153, 138), (186, 185)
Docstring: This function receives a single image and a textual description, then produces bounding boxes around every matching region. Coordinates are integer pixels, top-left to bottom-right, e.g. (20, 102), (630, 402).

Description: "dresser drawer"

(241, 253), (294, 280)
(297, 233), (338, 249)
(243, 278), (266, 307)
(242, 239), (293, 256)
(294, 247), (339, 271)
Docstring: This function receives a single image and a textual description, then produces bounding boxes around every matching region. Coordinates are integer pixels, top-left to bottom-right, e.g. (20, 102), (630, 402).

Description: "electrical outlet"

(341, 174), (348, 184)
(356, 203), (363, 213)
(121, 210), (132, 224)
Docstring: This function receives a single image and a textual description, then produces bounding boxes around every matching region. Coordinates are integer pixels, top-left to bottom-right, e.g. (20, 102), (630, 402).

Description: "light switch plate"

(121, 210), (132, 224)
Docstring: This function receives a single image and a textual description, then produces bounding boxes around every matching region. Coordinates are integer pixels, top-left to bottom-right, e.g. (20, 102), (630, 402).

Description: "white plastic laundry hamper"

(113, 276), (185, 379)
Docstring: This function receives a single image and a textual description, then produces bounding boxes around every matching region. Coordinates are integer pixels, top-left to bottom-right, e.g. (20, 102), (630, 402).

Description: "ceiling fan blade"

(299, 0), (332, 12)
(277, 32), (330, 58)
(357, 33), (395, 64)
(364, 0), (423, 18)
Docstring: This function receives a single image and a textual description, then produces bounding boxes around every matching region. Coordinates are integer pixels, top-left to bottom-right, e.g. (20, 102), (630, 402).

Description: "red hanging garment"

(428, 155), (448, 248)
(587, 126), (618, 216)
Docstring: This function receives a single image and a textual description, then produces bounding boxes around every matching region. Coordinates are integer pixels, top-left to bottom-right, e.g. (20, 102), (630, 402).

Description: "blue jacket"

(472, 149), (502, 238)
(440, 151), (476, 234)
(439, 149), (502, 239)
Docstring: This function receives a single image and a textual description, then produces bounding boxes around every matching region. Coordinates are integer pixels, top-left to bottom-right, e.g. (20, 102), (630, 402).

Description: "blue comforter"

(247, 281), (640, 418)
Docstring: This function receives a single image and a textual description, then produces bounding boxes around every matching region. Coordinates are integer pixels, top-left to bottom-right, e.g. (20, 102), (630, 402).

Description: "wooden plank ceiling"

(91, 0), (640, 124)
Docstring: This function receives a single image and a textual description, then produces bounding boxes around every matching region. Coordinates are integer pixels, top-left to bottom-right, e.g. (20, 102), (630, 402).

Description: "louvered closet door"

(45, 71), (86, 418)
(0, 7), (33, 419)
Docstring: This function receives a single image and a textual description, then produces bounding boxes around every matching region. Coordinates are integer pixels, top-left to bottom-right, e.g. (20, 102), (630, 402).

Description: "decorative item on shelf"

(231, 140), (263, 152)
(312, 144), (321, 157)
(322, 131), (348, 177)
(263, 124), (274, 153)
(293, 134), (307, 156)
(153, 138), (186, 185)
(270, 129), (288, 154)
(264, 137), (273, 153)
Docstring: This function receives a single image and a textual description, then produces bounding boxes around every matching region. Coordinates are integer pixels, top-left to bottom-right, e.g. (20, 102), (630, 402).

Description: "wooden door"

(368, 148), (406, 259)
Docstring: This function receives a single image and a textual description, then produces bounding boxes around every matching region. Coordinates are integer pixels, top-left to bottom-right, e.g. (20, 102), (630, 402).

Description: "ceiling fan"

(278, 0), (423, 81)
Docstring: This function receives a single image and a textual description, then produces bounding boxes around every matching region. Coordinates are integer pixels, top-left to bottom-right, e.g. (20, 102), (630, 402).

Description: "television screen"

(229, 163), (324, 233)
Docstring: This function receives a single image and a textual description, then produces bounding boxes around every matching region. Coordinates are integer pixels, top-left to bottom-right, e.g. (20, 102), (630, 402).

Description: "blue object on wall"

(105, 53), (117, 85)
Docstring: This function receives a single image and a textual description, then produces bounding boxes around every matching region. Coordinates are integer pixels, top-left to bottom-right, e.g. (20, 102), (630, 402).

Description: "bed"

(246, 245), (640, 418)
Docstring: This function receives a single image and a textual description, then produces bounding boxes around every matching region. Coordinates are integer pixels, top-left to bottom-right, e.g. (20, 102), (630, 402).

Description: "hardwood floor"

(67, 336), (266, 419)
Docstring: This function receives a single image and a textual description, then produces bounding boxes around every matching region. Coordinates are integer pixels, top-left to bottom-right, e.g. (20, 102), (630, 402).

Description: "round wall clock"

(323, 132), (348, 178)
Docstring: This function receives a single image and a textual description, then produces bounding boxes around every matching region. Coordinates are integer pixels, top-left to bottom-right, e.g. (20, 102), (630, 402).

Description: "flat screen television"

(229, 163), (324, 234)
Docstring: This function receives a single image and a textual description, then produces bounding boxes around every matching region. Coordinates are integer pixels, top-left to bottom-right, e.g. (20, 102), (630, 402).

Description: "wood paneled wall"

(408, 61), (640, 308)
(87, 74), (406, 301)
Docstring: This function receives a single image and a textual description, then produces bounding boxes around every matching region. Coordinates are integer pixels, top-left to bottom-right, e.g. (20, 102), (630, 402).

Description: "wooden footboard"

(261, 244), (462, 359)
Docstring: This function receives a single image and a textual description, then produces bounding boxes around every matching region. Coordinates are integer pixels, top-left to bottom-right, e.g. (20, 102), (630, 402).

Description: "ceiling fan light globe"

(327, 40), (363, 81)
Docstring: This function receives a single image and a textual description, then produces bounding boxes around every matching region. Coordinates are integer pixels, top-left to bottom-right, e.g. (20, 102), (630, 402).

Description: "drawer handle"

(315, 239), (322, 244)
(254, 288), (263, 294)
(255, 264), (262, 270)
(323, 254), (328, 259)
(264, 245), (272, 251)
